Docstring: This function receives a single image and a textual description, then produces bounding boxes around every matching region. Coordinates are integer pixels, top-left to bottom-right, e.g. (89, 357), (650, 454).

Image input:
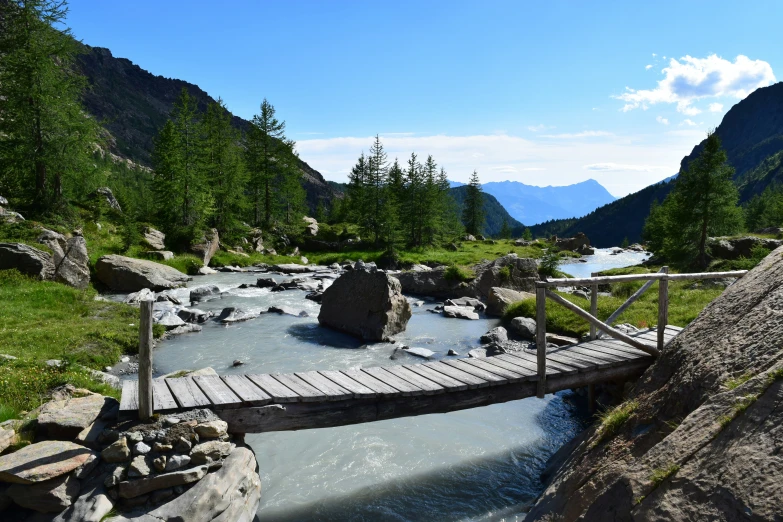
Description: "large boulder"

(470, 255), (539, 300)
(95, 255), (189, 292)
(555, 232), (590, 252)
(272, 263), (311, 274)
(527, 246), (783, 521)
(91, 187), (122, 212)
(190, 228), (219, 266)
(303, 216), (319, 236)
(0, 440), (97, 484)
(487, 287), (534, 317)
(142, 227), (166, 250)
(0, 242), (54, 280)
(37, 393), (109, 440)
(38, 229), (90, 289)
(396, 266), (469, 298)
(707, 235), (783, 260)
(319, 268), (412, 341)
(6, 473), (80, 513)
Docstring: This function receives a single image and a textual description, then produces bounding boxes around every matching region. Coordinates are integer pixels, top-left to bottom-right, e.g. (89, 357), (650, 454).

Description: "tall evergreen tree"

(201, 99), (247, 235)
(345, 152), (370, 229)
(381, 158), (405, 251)
(462, 170), (485, 236)
(0, 0), (100, 211)
(643, 131), (742, 268)
(404, 153), (425, 246)
(366, 135), (388, 243)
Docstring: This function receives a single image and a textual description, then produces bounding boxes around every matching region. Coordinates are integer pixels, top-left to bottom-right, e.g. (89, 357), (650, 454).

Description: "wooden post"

(657, 266), (669, 352)
(138, 300), (154, 420)
(590, 283), (598, 341)
(536, 286), (547, 398)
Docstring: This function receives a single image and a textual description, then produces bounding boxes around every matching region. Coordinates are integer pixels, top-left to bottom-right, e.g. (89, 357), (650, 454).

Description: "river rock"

(0, 440), (96, 484)
(197, 266), (217, 275)
(481, 326), (508, 344)
(256, 277), (277, 288)
(271, 263), (311, 274)
(177, 307), (210, 323)
(95, 255), (189, 292)
(443, 305), (479, 320)
(526, 246), (783, 521)
(194, 421), (227, 439)
(190, 284), (221, 303)
(37, 393), (107, 440)
(318, 269), (412, 341)
(217, 307), (257, 324)
(142, 227), (166, 250)
(124, 288), (155, 304)
(102, 438), (131, 463)
(509, 316), (537, 340)
(118, 465), (208, 499)
(190, 228), (219, 266)
(190, 441), (233, 465)
(487, 287), (534, 317)
(445, 297), (486, 311)
(402, 347), (435, 359)
(0, 242), (54, 280)
(7, 473), (80, 513)
(156, 310), (187, 330)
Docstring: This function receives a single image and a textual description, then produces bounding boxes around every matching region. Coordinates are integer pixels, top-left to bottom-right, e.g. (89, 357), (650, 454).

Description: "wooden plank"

(583, 340), (650, 360)
(550, 348), (614, 369)
(479, 356), (539, 379)
(665, 270), (746, 281)
(536, 286), (547, 397)
(545, 289), (659, 356)
(120, 380), (138, 412)
(296, 371), (353, 400)
(544, 351), (597, 370)
(462, 358), (527, 382)
(166, 377), (211, 409)
(221, 375), (272, 406)
(272, 373), (326, 402)
(564, 345), (628, 366)
(318, 370), (377, 399)
(404, 364), (469, 391)
(443, 359), (507, 385)
(341, 369), (400, 397)
(589, 339), (651, 357)
(246, 374), (300, 403)
(658, 266), (669, 351)
(494, 353), (548, 374)
(504, 351), (578, 375)
(383, 365), (444, 394)
(151, 379), (179, 411)
(590, 283), (598, 339)
(193, 375), (242, 409)
(423, 362), (488, 388)
(362, 367), (425, 396)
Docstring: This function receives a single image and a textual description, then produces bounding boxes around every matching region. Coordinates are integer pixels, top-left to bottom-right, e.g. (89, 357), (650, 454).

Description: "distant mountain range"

(532, 81), (783, 247)
(451, 179), (616, 226)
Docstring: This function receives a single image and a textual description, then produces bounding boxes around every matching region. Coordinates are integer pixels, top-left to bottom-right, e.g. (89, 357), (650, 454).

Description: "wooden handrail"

(534, 267), (747, 398)
(139, 300), (154, 420)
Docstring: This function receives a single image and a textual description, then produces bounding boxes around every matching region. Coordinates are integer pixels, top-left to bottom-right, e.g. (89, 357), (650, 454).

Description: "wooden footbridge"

(119, 267), (746, 433)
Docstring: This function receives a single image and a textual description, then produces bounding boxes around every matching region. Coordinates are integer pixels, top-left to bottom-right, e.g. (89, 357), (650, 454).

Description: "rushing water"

(140, 248), (647, 521)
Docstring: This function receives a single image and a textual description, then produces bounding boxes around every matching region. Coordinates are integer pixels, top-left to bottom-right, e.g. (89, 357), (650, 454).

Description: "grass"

(718, 394), (759, 429)
(444, 264), (476, 281)
(504, 266), (725, 337)
(649, 463), (680, 487)
(592, 399), (638, 446)
(723, 372), (754, 390)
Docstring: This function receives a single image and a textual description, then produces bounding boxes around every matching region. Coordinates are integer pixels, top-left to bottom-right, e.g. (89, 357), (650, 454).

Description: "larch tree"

(462, 170), (485, 236)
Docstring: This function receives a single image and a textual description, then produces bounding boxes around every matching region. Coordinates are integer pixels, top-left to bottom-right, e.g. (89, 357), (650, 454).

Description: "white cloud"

(540, 130), (612, 139)
(656, 116), (669, 125)
(652, 53), (657, 57)
(615, 54), (775, 114)
(709, 102), (724, 112)
(295, 132), (696, 197)
(645, 64), (653, 70)
(681, 119), (697, 126)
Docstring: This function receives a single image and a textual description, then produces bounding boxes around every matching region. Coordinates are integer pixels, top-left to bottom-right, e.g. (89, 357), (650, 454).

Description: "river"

(139, 248), (648, 521)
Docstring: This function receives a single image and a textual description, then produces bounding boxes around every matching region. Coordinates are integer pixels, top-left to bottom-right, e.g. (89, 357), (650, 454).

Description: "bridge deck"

(120, 326), (682, 432)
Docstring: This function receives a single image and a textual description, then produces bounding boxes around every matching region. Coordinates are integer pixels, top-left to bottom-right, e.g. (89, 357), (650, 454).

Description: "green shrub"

(649, 463), (680, 487)
(444, 264), (475, 281)
(593, 399), (638, 446)
(498, 265), (511, 282)
(539, 249), (561, 277)
(163, 254), (203, 275)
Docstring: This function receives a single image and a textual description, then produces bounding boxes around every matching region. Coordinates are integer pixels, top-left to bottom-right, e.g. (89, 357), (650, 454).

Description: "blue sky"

(66, 1), (782, 196)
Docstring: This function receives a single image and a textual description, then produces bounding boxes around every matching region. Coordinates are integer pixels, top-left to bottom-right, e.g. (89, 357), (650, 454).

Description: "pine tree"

(499, 219), (512, 239)
(403, 153), (425, 246)
(462, 170), (485, 236)
(0, 0), (100, 211)
(643, 131), (743, 268)
(381, 158), (405, 251)
(522, 228), (533, 240)
(201, 99), (247, 236)
(366, 135), (388, 244)
(345, 152), (370, 229)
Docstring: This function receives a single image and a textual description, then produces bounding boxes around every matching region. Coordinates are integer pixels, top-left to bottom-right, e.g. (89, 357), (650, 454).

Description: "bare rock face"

(190, 228), (219, 266)
(142, 227), (166, 250)
(0, 440), (97, 484)
(319, 268), (412, 341)
(95, 254), (189, 292)
(487, 287), (534, 317)
(91, 187), (122, 212)
(0, 242), (54, 280)
(303, 216), (319, 236)
(527, 246), (783, 521)
(38, 229), (91, 289)
(555, 232), (590, 252)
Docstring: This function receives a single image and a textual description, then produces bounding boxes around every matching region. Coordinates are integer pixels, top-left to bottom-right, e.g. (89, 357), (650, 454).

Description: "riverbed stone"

(0, 440), (97, 484)
(7, 473), (80, 513)
(318, 269), (412, 341)
(37, 393), (107, 440)
(190, 441), (233, 465)
(102, 437), (131, 463)
(509, 316), (537, 340)
(217, 307), (257, 323)
(95, 255), (189, 292)
(443, 305), (479, 320)
(487, 287), (534, 317)
(480, 326), (508, 344)
(195, 421), (227, 439)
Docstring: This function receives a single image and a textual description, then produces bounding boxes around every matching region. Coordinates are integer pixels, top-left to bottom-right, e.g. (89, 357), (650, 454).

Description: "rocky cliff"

(75, 45), (338, 212)
(527, 247), (783, 520)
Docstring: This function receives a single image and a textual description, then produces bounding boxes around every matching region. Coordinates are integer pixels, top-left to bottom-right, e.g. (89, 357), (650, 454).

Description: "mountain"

(480, 179), (616, 225)
(74, 45), (338, 211)
(532, 82), (783, 247)
(449, 186), (524, 237)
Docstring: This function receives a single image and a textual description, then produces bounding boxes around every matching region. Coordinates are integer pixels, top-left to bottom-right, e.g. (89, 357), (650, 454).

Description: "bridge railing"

(533, 267), (748, 398)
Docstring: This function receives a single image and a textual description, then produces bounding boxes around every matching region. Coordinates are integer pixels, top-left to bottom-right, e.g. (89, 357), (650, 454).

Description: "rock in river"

(95, 255), (189, 292)
(318, 268), (412, 341)
(443, 305), (479, 320)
